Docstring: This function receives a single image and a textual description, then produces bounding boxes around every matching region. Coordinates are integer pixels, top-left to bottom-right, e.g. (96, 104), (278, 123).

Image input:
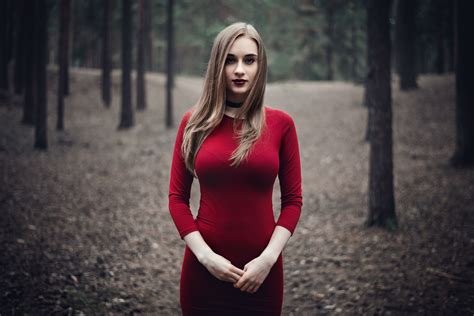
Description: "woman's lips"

(232, 79), (247, 86)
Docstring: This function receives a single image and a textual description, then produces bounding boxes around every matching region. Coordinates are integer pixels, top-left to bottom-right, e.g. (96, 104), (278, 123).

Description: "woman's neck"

(224, 99), (244, 118)
(225, 99), (243, 108)
(224, 106), (241, 118)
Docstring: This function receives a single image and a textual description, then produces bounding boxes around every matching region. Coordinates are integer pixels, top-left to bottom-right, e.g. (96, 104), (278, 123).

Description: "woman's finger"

(246, 285), (256, 293)
(230, 266), (245, 276)
(234, 279), (243, 289)
(239, 280), (252, 292)
(228, 272), (242, 283)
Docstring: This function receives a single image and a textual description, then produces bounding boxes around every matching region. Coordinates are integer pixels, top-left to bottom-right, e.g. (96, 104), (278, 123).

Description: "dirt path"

(0, 70), (472, 315)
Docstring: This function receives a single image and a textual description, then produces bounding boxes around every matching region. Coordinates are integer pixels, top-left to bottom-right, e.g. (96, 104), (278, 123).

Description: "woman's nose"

(234, 61), (245, 75)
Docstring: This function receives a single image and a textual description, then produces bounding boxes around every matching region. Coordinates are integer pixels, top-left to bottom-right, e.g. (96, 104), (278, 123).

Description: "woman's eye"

(225, 57), (235, 64)
(244, 58), (255, 65)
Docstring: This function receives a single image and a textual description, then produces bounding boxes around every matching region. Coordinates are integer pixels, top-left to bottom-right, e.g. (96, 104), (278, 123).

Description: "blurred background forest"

(45, 0), (452, 81)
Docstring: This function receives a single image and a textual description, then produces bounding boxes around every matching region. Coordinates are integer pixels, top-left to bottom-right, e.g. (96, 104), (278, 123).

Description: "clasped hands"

(199, 251), (276, 294)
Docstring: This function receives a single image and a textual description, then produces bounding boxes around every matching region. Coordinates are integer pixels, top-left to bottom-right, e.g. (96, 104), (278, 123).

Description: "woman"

(168, 22), (303, 315)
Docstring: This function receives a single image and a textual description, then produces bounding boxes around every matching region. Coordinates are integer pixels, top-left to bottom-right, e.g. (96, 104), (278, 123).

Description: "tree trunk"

(64, 1), (70, 96)
(435, 0), (449, 74)
(145, 0), (153, 71)
(0, 0), (14, 98)
(395, 0), (418, 90)
(34, 0), (48, 150)
(446, 1), (454, 72)
(450, 0), (474, 167)
(435, 23), (445, 74)
(364, 2), (371, 141)
(119, 0), (134, 129)
(22, 2), (37, 125)
(67, 0), (74, 94)
(350, 1), (358, 83)
(364, 43), (373, 141)
(0, 0), (6, 94)
(136, 0), (147, 111)
(166, 0), (174, 128)
(101, 0), (112, 107)
(14, 0), (26, 96)
(366, 0), (397, 229)
(57, 0), (70, 131)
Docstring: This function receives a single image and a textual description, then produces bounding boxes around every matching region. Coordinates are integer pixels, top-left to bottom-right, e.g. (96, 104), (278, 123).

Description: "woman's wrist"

(259, 249), (279, 265)
(196, 248), (214, 264)
(183, 231), (215, 264)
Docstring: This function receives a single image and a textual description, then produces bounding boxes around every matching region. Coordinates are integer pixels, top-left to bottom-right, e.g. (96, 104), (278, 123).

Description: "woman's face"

(224, 36), (258, 103)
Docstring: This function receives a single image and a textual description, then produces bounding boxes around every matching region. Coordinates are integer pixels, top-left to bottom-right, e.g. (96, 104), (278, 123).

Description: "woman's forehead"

(228, 36), (258, 55)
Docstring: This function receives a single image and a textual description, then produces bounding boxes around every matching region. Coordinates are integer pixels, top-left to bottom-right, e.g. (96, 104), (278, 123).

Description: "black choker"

(225, 100), (243, 108)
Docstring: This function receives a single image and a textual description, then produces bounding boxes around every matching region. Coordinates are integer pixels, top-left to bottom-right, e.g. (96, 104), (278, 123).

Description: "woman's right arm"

(183, 231), (244, 283)
(168, 111), (244, 283)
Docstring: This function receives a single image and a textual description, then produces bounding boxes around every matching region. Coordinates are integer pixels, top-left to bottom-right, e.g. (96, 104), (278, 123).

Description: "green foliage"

(267, 52), (294, 82)
(167, 0), (368, 82)
(46, 0), (451, 81)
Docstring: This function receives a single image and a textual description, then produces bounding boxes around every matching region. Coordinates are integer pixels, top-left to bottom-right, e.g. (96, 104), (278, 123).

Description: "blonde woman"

(168, 22), (303, 315)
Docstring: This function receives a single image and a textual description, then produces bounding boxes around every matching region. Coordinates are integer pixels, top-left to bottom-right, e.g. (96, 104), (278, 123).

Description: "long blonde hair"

(181, 22), (267, 176)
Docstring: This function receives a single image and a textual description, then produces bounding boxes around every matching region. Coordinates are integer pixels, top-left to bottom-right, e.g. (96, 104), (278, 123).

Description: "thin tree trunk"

(450, 0), (474, 167)
(366, 0), (397, 229)
(417, 39), (426, 74)
(1, 0), (16, 104)
(35, 0), (48, 150)
(119, 0), (134, 129)
(364, 46), (373, 141)
(22, 2), (36, 125)
(165, 0), (174, 128)
(350, 1), (358, 82)
(435, 23), (445, 74)
(0, 0), (11, 97)
(57, 0), (70, 130)
(64, 0), (70, 96)
(364, 2), (371, 141)
(101, 0), (112, 107)
(446, 0), (454, 72)
(136, 0), (147, 111)
(145, 0), (153, 71)
(395, 0), (418, 90)
(67, 0), (74, 94)
(14, 0), (26, 96)
(435, 0), (446, 74)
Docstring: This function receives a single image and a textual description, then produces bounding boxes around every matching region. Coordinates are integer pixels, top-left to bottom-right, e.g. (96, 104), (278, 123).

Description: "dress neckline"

(223, 113), (245, 120)
(223, 106), (268, 120)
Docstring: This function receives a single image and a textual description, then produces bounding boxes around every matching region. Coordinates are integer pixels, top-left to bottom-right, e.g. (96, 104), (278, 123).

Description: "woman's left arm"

(234, 113), (303, 293)
(233, 226), (291, 293)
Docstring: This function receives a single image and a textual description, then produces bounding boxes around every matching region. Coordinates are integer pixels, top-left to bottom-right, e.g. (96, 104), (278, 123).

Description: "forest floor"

(0, 69), (473, 315)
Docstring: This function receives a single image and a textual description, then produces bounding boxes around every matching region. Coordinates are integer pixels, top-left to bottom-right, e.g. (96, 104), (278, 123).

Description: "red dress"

(168, 106), (303, 315)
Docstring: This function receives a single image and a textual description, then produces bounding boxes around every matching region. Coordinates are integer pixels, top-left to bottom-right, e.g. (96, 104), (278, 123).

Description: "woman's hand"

(233, 254), (276, 293)
(199, 251), (245, 283)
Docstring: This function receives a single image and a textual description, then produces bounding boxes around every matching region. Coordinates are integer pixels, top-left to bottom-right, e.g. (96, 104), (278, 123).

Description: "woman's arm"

(233, 226), (291, 293)
(168, 112), (199, 238)
(260, 225), (292, 263)
(184, 231), (244, 283)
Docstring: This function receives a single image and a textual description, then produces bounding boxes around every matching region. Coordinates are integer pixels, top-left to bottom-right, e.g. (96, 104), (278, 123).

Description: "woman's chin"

(227, 90), (249, 102)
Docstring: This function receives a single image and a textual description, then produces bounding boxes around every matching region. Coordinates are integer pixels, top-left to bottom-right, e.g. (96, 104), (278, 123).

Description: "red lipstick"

(232, 79), (247, 86)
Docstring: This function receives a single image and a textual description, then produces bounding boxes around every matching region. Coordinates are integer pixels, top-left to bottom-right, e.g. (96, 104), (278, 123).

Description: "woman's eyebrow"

(227, 53), (258, 57)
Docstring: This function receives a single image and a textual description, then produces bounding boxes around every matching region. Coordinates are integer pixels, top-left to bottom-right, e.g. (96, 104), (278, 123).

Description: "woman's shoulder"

(264, 106), (296, 126)
(179, 108), (196, 126)
(183, 109), (194, 121)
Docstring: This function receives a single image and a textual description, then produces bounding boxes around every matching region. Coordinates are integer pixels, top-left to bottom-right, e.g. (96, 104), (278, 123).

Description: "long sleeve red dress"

(168, 106), (303, 315)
